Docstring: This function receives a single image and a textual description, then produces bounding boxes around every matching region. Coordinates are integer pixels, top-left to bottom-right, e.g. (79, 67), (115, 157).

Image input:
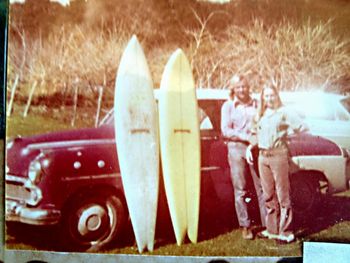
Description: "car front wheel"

(61, 192), (126, 251)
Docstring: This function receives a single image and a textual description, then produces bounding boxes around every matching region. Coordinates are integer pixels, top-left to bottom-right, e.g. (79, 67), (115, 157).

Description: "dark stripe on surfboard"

(130, 129), (150, 134)
(174, 129), (191, 133)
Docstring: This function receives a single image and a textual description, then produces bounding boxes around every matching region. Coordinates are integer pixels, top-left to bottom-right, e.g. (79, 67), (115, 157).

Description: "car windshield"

(282, 94), (345, 121)
(99, 109), (114, 126)
(99, 108), (215, 129)
(99, 100), (219, 129)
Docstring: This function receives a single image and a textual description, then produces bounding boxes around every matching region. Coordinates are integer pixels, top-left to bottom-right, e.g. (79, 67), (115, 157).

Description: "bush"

(191, 18), (350, 93)
(6, 0), (350, 121)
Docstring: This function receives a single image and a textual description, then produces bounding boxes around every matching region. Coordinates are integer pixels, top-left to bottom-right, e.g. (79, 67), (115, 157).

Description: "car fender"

(290, 155), (347, 193)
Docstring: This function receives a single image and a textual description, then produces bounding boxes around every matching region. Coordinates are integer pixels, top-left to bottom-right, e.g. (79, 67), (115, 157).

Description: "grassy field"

(6, 190), (350, 257)
(6, 105), (99, 137)
(5, 113), (350, 257)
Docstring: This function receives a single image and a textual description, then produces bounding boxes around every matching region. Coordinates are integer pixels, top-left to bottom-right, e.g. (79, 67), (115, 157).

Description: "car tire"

(61, 192), (126, 252)
(290, 172), (321, 216)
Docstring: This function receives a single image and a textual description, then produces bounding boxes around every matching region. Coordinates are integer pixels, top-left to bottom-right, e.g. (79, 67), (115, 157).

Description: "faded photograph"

(4, 0), (350, 259)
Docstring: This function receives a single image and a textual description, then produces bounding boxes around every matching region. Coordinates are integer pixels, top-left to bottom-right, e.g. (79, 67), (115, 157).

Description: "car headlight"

(28, 160), (42, 184)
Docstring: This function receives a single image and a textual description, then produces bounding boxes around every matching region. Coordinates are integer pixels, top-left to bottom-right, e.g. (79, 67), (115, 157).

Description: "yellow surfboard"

(158, 49), (201, 245)
(114, 35), (159, 253)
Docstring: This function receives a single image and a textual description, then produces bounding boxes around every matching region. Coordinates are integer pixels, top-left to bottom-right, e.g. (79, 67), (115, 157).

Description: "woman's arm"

(285, 107), (309, 134)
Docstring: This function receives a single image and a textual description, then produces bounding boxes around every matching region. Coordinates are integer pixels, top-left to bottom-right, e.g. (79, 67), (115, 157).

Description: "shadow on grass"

(294, 194), (350, 242)
(6, 185), (350, 252)
(6, 223), (61, 251)
(5, 221), (136, 252)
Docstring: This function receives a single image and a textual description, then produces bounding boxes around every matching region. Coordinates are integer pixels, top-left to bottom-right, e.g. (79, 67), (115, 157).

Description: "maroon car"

(5, 89), (350, 251)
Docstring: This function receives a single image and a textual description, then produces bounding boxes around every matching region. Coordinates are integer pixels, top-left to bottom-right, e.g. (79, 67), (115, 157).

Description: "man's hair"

(228, 75), (249, 99)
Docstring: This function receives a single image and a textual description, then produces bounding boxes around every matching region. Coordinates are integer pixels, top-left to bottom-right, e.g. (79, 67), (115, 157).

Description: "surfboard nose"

(123, 34), (141, 54)
(160, 49), (194, 93)
(116, 35), (151, 79)
(168, 48), (188, 67)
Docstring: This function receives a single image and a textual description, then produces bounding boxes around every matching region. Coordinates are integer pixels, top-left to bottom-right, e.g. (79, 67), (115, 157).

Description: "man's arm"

(248, 116), (258, 146)
(246, 116), (259, 165)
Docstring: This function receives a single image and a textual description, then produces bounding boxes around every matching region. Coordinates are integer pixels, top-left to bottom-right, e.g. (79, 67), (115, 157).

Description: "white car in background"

(199, 89), (350, 150)
(280, 91), (350, 150)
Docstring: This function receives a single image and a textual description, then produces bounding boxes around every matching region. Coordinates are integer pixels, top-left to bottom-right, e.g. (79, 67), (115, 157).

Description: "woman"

(246, 84), (307, 243)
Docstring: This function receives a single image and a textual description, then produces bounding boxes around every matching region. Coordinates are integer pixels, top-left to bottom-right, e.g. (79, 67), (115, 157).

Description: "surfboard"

(158, 49), (201, 245)
(114, 35), (159, 253)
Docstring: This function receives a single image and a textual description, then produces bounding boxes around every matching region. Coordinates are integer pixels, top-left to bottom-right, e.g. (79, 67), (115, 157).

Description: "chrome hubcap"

(77, 205), (106, 236)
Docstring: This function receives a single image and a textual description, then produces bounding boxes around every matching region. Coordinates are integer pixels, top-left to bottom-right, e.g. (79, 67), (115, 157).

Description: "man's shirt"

(221, 96), (257, 142)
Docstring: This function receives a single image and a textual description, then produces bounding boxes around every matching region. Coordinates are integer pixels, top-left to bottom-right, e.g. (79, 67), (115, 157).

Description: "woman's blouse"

(252, 106), (307, 150)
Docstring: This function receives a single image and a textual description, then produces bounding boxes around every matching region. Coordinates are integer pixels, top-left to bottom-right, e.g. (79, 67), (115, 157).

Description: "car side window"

(198, 108), (213, 130)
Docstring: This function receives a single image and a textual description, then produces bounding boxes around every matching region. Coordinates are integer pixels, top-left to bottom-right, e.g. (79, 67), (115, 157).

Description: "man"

(221, 75), (266, 239)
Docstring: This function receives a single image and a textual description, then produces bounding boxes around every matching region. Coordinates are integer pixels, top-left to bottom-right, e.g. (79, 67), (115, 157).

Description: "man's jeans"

(227, 142), (266, 228)
(258, 147), (293, 235)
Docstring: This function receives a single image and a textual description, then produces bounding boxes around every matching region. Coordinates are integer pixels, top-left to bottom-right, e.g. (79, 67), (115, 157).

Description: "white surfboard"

(158, 49), (201, 245)
(114, 35), (159, 253)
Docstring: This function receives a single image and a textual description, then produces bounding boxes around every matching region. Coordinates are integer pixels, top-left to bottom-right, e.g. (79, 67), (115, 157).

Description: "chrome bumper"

(6, 199), (61, 225)
(6, 174), (60, 225)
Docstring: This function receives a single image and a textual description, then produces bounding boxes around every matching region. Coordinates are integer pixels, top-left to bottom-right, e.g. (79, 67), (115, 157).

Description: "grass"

(6, 105), (105, 137)
(6, 191), (350, 257)
(7, 113), (71, 138)
(6, 210), (350, 257)
(6, 221), (350, 257)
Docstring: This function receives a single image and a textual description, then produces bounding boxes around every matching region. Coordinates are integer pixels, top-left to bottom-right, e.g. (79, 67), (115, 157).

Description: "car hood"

(7, 125), (115, 177)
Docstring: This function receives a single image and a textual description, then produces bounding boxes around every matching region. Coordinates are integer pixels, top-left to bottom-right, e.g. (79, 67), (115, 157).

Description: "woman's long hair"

(257, 84), (283, 119)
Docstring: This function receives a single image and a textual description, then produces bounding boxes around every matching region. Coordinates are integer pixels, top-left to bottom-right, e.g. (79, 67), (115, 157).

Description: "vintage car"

(5, 89), (350, 251)
(280, 91), (350, 150)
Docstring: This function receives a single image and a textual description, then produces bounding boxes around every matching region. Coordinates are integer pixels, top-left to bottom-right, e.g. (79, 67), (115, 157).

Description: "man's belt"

(223, 137), (249, 145)
(259, 147), (288, 157)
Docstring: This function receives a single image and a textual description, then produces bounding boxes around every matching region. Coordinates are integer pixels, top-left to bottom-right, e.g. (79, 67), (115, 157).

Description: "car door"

(198, 100), (233, 214)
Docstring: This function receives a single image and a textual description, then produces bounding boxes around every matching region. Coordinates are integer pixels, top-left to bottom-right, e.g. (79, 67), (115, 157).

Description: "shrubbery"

(7, 0), (350, 121)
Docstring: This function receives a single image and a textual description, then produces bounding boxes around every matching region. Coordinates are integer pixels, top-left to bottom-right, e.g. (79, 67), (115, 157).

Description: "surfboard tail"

(187, 194), (200, 244)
